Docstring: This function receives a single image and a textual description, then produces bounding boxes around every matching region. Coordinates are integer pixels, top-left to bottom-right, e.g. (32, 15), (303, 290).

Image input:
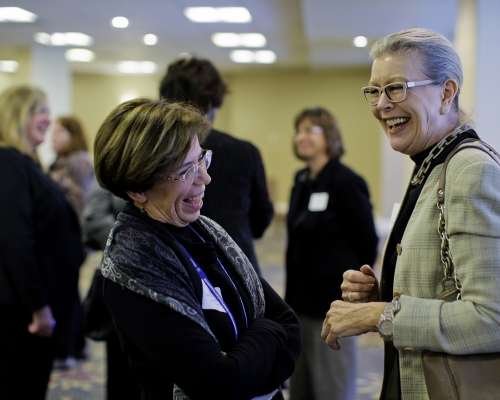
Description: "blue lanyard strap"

(182, 248), (239, 340)
(188, 225), (249, 329)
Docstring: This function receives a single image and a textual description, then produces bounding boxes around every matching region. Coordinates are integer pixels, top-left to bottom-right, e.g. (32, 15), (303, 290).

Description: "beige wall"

(0, 47), (32, 90)
(72, 67), (382, 215)
(213, 68), (381, 213)
(72, 73), (162, 139)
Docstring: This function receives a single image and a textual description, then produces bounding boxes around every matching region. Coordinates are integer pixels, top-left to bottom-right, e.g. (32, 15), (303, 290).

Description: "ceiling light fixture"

(229, 50), (276, 64)
(117, 61), (157, 74)
(111, 17), (129, 28)
(34, 32), (93, 46)
(0, 7), (37, 22)
(184, 7), (252, 23)
(65, 49), (95, 62)
(143, 34), (158, 45)
(353, 36), (368, 48)
(0, 60), (19, 73)
(212, 33), (266, 48)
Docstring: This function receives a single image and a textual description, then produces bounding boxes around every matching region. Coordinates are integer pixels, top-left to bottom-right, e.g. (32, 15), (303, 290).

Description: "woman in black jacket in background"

(285, 107), (378, 400)
(0, 85), (84, 399)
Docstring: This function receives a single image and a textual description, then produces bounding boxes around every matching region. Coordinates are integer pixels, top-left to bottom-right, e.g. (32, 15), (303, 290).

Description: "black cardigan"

(0, 147), (83, 313)
(104, 204), (301, 399)
(285, 158), (378, 317)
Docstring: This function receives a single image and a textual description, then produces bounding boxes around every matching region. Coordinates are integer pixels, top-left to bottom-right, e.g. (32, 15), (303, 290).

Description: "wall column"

(31, 44), (71, 166)
(474, 0), (500, 149)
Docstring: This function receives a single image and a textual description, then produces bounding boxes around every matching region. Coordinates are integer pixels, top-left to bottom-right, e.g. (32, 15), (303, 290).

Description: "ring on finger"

(321, 326), (329, 335)
(348, 291), (353, 302)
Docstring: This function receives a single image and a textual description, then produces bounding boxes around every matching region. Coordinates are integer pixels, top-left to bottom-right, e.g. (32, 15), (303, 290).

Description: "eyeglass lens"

(295, 126), (323, 136)
(364, 83), (407, 104)
(184, 150), (211, 184)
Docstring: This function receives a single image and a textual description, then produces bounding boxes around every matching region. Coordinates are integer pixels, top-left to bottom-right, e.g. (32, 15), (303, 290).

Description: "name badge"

(308, 192), (329, 212)
(201, 281), (226, 313)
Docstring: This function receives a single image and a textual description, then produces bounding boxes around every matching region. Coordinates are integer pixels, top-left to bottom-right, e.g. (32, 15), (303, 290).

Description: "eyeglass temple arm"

(406, 80), (434, 88)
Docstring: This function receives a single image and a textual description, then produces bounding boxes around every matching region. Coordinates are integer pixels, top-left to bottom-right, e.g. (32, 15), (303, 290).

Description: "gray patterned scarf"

(101, 212), (265, 399)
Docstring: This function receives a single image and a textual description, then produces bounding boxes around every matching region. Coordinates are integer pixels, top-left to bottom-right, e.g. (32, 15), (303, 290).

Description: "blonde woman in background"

(0, 85), (84, 399)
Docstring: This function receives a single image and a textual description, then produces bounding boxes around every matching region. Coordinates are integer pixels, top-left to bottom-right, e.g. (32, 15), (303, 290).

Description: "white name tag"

(201, 280), (226, 313)
(308, 192), (329, 212)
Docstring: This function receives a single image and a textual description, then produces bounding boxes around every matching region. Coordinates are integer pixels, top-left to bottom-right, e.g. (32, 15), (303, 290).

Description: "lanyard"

(183, 250), (240, 340)
(188, 226), (249, 329)
(180, 226), (249, 340)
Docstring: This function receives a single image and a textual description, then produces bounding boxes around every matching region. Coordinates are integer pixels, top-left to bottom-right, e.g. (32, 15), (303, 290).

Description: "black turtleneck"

(380, 129), (479, 302)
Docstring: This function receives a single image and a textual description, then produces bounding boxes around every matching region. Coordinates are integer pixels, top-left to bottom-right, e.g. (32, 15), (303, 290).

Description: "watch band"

(378, 296), (401, 341)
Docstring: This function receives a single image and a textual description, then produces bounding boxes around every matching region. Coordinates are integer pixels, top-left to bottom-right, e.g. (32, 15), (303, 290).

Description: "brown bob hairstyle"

(293, 107), (345, 160)
(94, 98), (210, 201)
(55, 116), (89, 156)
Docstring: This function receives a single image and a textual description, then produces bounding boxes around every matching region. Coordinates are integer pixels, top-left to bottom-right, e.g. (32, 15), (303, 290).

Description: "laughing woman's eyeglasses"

(361, 80), (435, 105)
(164, 149), (212, 185)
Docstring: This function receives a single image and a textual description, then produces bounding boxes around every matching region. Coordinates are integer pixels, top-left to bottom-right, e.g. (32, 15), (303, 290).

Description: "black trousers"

(0, 305), (55, 400)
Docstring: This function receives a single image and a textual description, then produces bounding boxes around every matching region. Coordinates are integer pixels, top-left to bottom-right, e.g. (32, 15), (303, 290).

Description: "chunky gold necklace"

(411, 124), (471, 186)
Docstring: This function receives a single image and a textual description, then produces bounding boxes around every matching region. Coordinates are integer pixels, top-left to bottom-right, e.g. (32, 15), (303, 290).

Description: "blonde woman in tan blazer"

(321, 29), (500, 399)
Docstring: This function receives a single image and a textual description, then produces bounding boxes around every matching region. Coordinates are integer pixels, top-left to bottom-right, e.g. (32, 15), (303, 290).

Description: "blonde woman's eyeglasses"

(361, 80), (435, 105)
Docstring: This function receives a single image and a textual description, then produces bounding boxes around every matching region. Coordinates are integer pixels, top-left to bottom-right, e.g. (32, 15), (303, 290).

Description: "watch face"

(379, 320), (393, 335)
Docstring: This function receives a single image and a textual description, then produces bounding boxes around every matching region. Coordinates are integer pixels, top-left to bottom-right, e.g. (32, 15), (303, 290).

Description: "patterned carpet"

(47, 217), (383, 400)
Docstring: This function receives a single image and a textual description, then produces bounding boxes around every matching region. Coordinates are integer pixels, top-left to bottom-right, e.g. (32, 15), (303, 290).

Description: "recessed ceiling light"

(353, 36), (368, 48)
(184, 7), (251, 23)
(229, 50), (276, 64)
(230, 50), (254, 63)
(143, 34), (158, 45)
(34, 32), (93, 46)
(0, 7), (37, 23)
(65, 49), (95, 62)
(34, 32), (51, 45)
(117, 61), (157, 74)
(254, 50), (277, 64)
(0, 60), (19, 73)
(111, 17), (129, 28)
(212, 33), (266, 48)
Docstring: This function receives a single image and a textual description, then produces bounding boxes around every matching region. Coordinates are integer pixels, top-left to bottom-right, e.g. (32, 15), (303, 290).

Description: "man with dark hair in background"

(159, 56), (274, 274)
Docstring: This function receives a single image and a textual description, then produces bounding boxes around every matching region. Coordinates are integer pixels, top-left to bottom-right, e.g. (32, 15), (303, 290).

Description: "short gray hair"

(370, 28), (462, 111)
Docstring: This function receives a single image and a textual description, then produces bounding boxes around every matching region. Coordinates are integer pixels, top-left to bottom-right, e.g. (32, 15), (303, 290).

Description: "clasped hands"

(321, 265), (386, 350)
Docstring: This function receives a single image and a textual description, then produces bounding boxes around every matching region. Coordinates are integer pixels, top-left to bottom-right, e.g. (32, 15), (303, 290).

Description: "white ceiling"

(0, 0), (459, 75)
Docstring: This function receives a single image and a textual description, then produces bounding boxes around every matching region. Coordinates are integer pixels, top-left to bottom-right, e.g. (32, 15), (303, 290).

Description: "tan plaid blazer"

(382, 146), (500, 399)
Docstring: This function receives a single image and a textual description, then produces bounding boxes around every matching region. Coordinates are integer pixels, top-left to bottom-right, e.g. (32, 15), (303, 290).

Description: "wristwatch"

(378, 296), (401, 341)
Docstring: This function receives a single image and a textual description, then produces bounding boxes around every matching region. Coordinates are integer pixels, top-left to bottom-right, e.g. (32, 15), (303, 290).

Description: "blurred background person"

(286, 107), (378, 400)
(159, 56), (274, 274)
(49, 116), (94, 216)
(81, 177), (140, 400)
(49, 116), (94, 369)
(94, 98), (301, 399)
(0, 85), (84, 399)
